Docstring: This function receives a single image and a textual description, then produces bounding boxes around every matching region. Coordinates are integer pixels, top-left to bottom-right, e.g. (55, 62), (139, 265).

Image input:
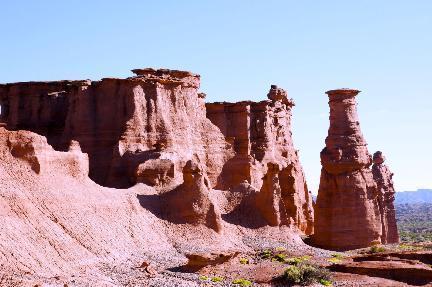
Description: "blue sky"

(1, 1), (431, 193)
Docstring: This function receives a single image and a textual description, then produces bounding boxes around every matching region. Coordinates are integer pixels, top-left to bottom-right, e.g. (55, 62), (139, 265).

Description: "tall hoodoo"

(313, 89), (382, 251)
(372, 151), (399, 244)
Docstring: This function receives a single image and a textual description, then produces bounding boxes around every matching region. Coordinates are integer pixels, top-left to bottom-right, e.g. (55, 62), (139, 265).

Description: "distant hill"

(396, 203), (432, 242)
(395, 189), (432, 204)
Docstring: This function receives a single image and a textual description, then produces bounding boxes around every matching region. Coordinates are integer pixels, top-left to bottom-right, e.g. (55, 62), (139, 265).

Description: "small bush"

(232, 278), (253, 286)
(331, 253), (344, 259)
(327, 257), (341, 264)
(276, 246), (286, 252)
(319, 278), (333, 286)
(283, 265), (303, 284)
(199, 275), (209, 281)
(239, 258), (249, 264)
(260, 249), (272, 259)
(211, 276), (223, 282)
(368, 245), (386, 254)
(285, 255), (310, 265)
(327, 254), (344, 264)
(273, 253), (286, 262)
(281, 263), (331, 286)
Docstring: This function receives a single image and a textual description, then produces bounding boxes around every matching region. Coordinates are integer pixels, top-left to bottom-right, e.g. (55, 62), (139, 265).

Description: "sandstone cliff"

(0, 69), (234, 190)
(372, 151), (399, 244)
(206, 85), (314, 234)
(313, 89), (382, 251)
(0, 69), (313, 235)
(0, 69), (317, 285)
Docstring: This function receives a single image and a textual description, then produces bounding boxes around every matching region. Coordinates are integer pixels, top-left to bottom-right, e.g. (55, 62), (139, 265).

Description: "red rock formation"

(372, 151), (399, 244)
(0, 69), (233, 189)
(160, 160), (223, 232)
(313, 89), (382, 251)
(330, 251), (432, 286)
(206, 85), (314, 234)
(2, 128), (89, 178)
(0, 71), (313, 235)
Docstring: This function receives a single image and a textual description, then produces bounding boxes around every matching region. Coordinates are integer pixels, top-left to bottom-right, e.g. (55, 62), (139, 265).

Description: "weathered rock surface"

(331, 251), (432, 286)
(0, 69), (319, 285)
(206, 85), (314, 234)
(313, 89), (382, 251)
(372, 151), (400, 244)
(160, 160), (223, 232)
(0, 128), (180, 285)
(0, 69), (234, 189)
(2, 128), (88, 178)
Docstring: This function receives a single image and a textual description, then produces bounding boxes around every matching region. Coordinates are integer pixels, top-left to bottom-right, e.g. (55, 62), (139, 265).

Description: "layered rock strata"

(313, 89), (382, 250)
(0, 70), (314, 235)
(206, 85), (314, 234)
(0, 69), (233, 189)
(372, 151), (399, 244)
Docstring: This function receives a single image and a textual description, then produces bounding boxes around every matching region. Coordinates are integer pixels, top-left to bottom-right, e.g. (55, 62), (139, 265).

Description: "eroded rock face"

(0, 70), (313, 236)
(160, 160), (223, 232)
(1, 128), (89, 178)
(206, 85), (314, 234)
(0, 69), (234, 189)
(313, 89), (382, 251)
(372, 151), (399, 244)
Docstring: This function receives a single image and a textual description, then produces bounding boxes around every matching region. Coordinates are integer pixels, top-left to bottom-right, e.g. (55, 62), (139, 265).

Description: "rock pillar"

(372, 151), (399, 244)
(313, 89), (382, 251)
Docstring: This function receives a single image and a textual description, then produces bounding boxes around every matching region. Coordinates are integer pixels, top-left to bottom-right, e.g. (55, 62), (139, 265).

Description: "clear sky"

(1, 1), (431, 193)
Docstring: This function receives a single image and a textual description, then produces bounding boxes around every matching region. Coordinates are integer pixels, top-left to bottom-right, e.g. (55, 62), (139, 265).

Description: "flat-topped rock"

(130, 68), (200, 88)
(326, 88), (361, 97)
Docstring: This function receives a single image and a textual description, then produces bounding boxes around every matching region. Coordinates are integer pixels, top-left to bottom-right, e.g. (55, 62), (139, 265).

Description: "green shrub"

(368, 245), (386, 254)
(331, 253), (344, 259)
(319, 278), (333, 286)
(199, 275), (209, 281)
(260, 249), (272, 259)
(327, 254), (344, 264)
(232, 278), (253, 286)
(327, 257), (341, 264)
(273, 253), (286, 262)
(211, 276), (223, 282)
(282, 263), (331, 286)
(285, 255), (310, 265)
(283, 265), (303, 284)
(239, 258), (249, 264)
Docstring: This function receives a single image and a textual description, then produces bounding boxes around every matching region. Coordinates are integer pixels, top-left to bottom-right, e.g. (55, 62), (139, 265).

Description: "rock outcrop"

(0, 69), (313, 236)
(0, 69), (234, 189)
(160, 160), (223, 232)
(1, 128), (89, 178)
(206, 85), (314, 234)
(313, 89), (382, 251)
(372, 151), (399, 244)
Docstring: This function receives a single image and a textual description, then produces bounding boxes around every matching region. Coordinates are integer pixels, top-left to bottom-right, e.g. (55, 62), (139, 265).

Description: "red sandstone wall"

(0, 70), (234, 188)
(206, 85), (314, 234)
